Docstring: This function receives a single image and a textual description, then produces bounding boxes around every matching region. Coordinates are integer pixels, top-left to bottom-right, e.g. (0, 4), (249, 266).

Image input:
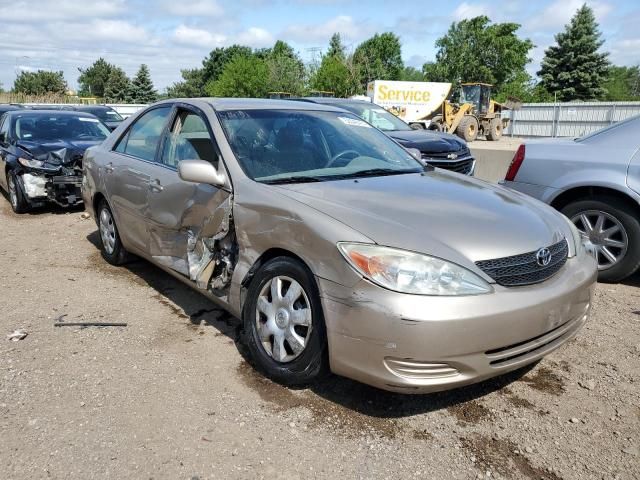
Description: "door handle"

(104, 162), (114, 174)
(149, 179), (164, 192)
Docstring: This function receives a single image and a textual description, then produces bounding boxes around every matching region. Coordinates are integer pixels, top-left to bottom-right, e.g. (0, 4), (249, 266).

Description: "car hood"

(17, 139), (101, 160)
(274, 171), (569, 266)
(386, 130), (467, 153)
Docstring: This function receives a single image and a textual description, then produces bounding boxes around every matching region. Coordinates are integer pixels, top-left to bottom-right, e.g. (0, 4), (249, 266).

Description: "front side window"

(13, 114), (110, 142)
(160, 110), (218, 168)
(115, 106), (172, 161)
(218, 109), (422, 183)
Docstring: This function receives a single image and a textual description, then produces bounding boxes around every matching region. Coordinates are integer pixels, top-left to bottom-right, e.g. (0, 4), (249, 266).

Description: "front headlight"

(337, 243), (492, 296)
(18, 157), (45, 169)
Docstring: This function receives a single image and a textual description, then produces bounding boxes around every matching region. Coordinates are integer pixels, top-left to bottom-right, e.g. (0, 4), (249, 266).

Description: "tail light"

(505, 144), (525, 181)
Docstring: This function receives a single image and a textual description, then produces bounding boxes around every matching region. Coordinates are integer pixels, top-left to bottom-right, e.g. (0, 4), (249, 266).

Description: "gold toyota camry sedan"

(82, 98), (597, 393)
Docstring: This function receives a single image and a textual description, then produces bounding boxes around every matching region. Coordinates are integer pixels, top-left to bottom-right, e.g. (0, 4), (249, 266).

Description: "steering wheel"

(326, 149), (360, 168)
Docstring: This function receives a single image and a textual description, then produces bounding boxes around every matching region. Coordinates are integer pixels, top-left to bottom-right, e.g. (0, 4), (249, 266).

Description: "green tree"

(400, 66), (424, 81)
(77, 58), (115, 97)
(423, 16), (533, 96)
(266, 41), (306, 95)
(603, 65), (640, 101)
(167, 68), (206, 98)
(206, 54), (269, 98)
(538, 4), (610, 101)
(129, 64), (157, 103)
(13, 70), (67, 95)
(327, 33), (346, 60)
(311, 55), (359, 97)
(103, 67), (131, 103)
(353, 33), (403, 90)
(203, 45), (254, 83)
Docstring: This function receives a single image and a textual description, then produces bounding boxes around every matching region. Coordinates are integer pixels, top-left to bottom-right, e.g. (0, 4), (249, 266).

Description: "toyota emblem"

(536, 247), (552, 267)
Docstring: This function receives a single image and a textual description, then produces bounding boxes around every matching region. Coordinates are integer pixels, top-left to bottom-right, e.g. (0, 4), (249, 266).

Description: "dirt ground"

(0, 198), (638, 480)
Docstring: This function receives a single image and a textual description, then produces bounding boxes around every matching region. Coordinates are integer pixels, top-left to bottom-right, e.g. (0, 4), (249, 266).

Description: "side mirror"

(406, 147), (422, 161)
(178, 159), (226, 187)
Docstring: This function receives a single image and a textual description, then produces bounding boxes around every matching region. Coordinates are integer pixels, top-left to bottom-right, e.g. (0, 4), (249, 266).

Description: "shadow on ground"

(86, 229), (537, 419)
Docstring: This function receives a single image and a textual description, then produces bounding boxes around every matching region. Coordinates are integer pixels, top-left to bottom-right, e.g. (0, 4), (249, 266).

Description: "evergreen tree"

(77, 58), (116, 97)
(538, 4), (610, 101)
(327, 33), (346, 60)
(13, 70), (67, 95)
(129, 64), (157, 103)
(103, 67), (130, 103)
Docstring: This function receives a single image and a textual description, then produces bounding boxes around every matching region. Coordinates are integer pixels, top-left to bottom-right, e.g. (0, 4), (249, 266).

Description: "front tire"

(562, 197), (640, 282)
(242, 257), (328, 386)
(6, 171), (29, 214)
(456, 116), (479, 142)
(97, 200), (129, 265)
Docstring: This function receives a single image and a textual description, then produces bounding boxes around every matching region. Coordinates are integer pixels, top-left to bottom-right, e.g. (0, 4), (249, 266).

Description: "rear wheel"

(242, 257), (328, 386)
(486, 118), (503, 141)
(456, 116), (479, 142)
(6, 171), (29, 213)
(97, 200), (129, 265)
(562, 198), (640, 282)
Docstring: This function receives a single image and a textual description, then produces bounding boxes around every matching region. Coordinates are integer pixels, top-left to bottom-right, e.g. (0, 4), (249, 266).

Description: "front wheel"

(456, 116), (479, 142)
(6, 171), (29, 214)
(242, 257), (328, 386)
(562, 197), (640, 282)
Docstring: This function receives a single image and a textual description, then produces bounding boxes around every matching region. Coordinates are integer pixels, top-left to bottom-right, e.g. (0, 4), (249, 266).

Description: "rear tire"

(561, 197), (640, 282)
(456, 116), (479, 142)
(242, 256), (328, 386)
(6, 171), (29, 214)
(97, 200), (129, 265)
(486, 118), (503, 141)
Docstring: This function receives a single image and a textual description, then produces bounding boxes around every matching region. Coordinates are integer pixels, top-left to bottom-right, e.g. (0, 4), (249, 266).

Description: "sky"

(0, 0), (638, 93)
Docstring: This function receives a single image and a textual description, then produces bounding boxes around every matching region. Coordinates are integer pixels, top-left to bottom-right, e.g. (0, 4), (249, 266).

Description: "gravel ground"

(0, 197), (638, 480)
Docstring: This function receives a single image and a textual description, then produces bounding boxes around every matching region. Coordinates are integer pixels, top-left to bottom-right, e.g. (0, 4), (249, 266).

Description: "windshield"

(85, 108), (124, 122)
(334, 103), (411, 131)
(218, 109), (422, 183)
(14, 114), (111, 142)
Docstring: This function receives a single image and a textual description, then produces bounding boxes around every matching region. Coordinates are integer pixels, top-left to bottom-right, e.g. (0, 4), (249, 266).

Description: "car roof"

(75, 105), (113, 111)
(298, 97), (373, 106)
(163, 97), (345, 112)
(4, 109), (98, 118)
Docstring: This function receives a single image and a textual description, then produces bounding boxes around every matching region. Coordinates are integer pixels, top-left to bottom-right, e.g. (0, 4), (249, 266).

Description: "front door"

(146, 105), (233, 293)
(106, 105), (173, 252)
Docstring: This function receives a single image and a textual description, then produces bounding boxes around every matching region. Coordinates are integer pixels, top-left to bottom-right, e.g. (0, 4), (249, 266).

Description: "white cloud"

(609, 38), (640, 66)
(282, 15), (375, 44)
(452, 2), (491, 21)
(173, 24), (227, 48)
(235, 27), (275, 47)
(528, 0), (612, 31)
(0, 0), (126, 22)
(162, 0), (224, 17)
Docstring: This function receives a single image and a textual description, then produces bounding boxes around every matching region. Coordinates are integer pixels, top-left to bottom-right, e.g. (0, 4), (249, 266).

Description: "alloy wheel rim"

(99, 208), (117, 255)
(571, 210), (628, 270)
(7, 175), (17, 208)
(255, 275), (312, 363)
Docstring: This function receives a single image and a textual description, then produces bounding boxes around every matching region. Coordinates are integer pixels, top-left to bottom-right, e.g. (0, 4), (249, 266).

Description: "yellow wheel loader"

(428, 83), (515, 142)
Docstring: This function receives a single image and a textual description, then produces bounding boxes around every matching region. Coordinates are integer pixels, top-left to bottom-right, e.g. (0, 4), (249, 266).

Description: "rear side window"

(115, 106), (172, 161)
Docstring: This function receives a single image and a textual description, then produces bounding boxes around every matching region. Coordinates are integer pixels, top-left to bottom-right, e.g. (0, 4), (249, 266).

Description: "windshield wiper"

(327, 168), (420, 180)
(262, 175), (327, 185)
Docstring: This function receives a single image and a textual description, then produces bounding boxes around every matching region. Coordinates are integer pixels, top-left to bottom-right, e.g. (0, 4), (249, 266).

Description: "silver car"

(502, 115), (640, 282)
(82, 98), (597, 393)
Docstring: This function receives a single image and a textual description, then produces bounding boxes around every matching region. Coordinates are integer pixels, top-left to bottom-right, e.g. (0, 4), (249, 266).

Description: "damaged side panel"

(150, 186), (237, 301)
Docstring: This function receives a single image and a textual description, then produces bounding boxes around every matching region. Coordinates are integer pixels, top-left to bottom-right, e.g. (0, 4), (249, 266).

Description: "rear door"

(105, 105), (173, 253)
(145, 104), (232, 292)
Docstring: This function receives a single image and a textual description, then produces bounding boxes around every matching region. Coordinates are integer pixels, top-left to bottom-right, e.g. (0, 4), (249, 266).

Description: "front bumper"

(319, 254), (597, 393)
(20, 172), (83, 207)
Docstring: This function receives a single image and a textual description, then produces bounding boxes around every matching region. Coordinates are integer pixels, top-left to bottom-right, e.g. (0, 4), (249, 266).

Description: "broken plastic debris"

(7, 329), (27, 341)
(80, 212), (91, 220)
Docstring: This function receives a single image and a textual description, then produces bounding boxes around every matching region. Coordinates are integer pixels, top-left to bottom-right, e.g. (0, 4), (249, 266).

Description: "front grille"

(476, 239), (568, 287)
(421, 148), (474, 175)
(52, 175), (82, 185)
